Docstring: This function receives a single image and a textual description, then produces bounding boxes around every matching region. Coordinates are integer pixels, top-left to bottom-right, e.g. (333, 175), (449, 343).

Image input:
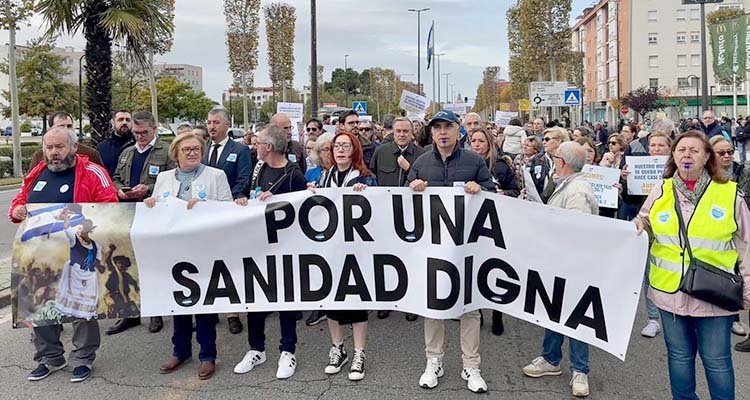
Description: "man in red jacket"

(9, 126), (118, 383)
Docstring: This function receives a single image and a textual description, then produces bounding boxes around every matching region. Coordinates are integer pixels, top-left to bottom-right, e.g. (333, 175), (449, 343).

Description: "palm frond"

(35, 0), (84, 39)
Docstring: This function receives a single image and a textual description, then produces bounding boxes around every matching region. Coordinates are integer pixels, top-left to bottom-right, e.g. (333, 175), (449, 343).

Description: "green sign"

(709, 15), (749, 80)
(682, 0), (724, 4)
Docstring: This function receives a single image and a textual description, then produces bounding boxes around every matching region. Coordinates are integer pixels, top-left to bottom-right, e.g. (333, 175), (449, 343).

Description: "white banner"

(276, 102), (304, 141)
(625, 156), (667, 195)
(445, 103), (468, 116)
(495, 111), (519, 127)
(581, 165), (620, 209)
(399, 90), (430, 114)
(132, 188), (648, 360)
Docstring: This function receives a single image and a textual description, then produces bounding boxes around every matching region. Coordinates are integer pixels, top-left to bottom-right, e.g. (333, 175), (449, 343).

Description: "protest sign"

(522, 168), (543, 203)
(445, 103), (468, 116)
(276, 102), (304, 141)
(323, 125), (337, 134)
(625, 156), (667, 195)
(13, 189), (648, 360)
(495, 111), (519, 127)
(581, 164), (621, 209)
(399, 90), (430, 114)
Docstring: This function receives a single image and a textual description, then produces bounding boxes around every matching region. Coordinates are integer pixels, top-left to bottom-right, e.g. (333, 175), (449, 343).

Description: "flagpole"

(432, 22), (436, 113)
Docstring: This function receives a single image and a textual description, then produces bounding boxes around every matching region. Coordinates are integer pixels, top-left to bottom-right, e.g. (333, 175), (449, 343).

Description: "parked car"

(227, 128), (246, 141)
(30, 126), (42, 136)
(3, 126), (11, 136)
(157, 127), (174, 136)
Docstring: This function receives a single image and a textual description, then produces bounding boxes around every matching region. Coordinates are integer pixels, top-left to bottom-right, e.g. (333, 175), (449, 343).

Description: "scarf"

(176, 164), (205, 201)
(673, 169), (712, 205)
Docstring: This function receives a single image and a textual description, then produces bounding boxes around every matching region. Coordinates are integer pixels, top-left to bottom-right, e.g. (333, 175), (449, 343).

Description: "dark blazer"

(203, 138), (251, 199)
(370, 141), (426, 187)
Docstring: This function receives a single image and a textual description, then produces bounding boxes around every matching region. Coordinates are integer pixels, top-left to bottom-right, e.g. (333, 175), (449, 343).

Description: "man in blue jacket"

(203, 108), (251, 334)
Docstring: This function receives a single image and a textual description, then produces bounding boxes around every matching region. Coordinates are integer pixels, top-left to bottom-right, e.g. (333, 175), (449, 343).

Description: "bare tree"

(264, 2), (296, 103)
(225, 0), (260, 128)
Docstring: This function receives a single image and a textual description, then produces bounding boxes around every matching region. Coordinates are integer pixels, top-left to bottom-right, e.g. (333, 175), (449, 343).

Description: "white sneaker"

(732, 321), (748, 336)
(347, 349), (366, 381)
(276, 351), (296, 379)
(640, 320), (661, 338)
(522, 356), (562, 378)
(570, 371), (590, 397)
(234, 350), (266, 374)
(418, 358), (444, 389)
(461, 367), (488, 393)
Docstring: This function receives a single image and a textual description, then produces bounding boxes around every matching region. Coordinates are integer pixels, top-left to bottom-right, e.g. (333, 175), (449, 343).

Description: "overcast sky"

(11, 0), (593, 104)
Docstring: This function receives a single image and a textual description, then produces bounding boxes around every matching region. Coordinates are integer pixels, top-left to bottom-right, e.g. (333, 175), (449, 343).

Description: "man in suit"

(204, 108), (251, 334)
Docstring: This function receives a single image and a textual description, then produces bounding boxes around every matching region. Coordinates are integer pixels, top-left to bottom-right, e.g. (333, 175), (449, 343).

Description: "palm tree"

(36, 0), (173, 143)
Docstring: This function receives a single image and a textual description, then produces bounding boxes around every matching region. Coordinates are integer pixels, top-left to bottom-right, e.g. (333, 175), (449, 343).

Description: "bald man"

(270, 113), (306, 172)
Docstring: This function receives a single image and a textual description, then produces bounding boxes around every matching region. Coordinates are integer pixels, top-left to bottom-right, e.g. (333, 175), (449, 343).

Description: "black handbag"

(673, 185), (744, 311)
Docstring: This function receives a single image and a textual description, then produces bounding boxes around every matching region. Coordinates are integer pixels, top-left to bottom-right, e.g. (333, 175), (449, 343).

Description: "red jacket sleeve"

(83, 162), (119, 204)
(8, 163), (45, 223)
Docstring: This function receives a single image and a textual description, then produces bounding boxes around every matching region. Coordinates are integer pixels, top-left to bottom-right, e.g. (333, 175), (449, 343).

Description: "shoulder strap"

(251, 160), (265, 188)
(672, 183), (694, 261)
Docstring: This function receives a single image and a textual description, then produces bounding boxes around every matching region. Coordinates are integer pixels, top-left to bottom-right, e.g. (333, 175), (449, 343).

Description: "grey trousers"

(33, 320), (100, 368)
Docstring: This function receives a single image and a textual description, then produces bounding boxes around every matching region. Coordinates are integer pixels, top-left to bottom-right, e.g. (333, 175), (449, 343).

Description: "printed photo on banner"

(625, 156), (668, 195)
(581, 164), (620, 209)
(11, 203), (140, 328)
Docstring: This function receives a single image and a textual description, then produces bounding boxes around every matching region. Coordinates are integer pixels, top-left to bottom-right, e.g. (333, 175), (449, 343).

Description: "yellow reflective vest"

(648, 178), (738, 293)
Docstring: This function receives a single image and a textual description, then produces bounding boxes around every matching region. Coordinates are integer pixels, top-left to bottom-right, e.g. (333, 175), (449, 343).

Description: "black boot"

(149, 316), (164, 333)
(736, 336), (750, 352)
(106, 318), (140, 335)
(492, 311), (504, 336)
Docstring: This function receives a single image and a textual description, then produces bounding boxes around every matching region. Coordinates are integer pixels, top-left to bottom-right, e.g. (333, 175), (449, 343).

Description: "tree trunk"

(149, 51), (159, 125)
(83, 2), (113, 144)
(242, 75), (249, 130)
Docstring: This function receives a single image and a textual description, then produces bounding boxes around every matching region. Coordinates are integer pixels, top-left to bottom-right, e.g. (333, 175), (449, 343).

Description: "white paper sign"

(323, 125), (337, 134)
(625, 156), (668, 195)
(445, 103), (468, 116)
(399, 90), (430, 114)
(581, 164), (621, 209)
(277, 102), (304, 141)
(522, 168), (543, 203)
(495, 111), (519, 127)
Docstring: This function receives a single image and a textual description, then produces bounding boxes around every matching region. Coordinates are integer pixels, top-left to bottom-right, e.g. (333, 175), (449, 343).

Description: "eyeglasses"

(360, 127), (372, 132)
(180, 146), (202, 155)
(333, 143), (353, 151)
(306, 127), (319, 132)
(543, 137), (557, 142)
(717, 150), (734, 156)
(608, 141), (618, 145)
(319, 147), (331, 153)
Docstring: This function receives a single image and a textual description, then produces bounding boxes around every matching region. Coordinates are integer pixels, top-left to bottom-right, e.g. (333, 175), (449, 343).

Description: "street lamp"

(686, 74), (699, 118)
(344, 54), (349, 107)
(443, 73), (451, 104)
(435, 53), (445, 106)
(407, 7), (430, 96)
(710, 85), (716, 110)
(78, 53), (85, 140)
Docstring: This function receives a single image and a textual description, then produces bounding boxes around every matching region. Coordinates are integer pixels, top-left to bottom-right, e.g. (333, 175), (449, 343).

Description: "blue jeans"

(738, 140), (747, 164)
(172, 314), (218, 362)
(643, 264), (659, 321)
(542, 329), (590, 374)
(617, 201), (639, 221)
(247, 311), (298, 354)
(660, 310), (734, 400)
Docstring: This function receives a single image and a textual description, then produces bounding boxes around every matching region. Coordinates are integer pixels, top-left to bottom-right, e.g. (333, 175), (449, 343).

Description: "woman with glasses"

(710, 135), (750, 345)
(528, 127), (570, 203)
(513, 137), (541, 191)
(305, 118), (323, 139)
(146, 133), (234, 380)
(599, 134), (626, 169)
(315, 131), (376, 381)
(304, 132), (334, 186)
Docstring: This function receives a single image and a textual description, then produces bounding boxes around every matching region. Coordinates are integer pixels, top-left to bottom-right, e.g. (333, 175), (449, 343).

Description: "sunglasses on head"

(717, 150), (734, 156)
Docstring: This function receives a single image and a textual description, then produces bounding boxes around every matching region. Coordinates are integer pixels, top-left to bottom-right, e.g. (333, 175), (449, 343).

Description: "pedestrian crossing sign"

(564, 89), (581, 106)
(352, 101), (368, 115)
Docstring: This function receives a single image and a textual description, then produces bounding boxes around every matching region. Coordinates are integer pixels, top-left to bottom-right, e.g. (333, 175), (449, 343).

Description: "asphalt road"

(0, 303), (748, 400)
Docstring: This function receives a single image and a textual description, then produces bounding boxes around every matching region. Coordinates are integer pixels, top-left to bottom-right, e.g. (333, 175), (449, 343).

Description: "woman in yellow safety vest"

(633, 130), (750, 400)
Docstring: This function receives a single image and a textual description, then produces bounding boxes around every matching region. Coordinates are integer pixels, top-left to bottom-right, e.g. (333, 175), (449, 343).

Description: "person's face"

(431, 121), (459, 151)
(250, 135), (259, 146)
(333, 135), (354, 168)
(607, 138), (622, 153)
(275, 116), (293, 140)
(306, 123), (321, 137)
(305, 139), (316, 157)
(533, 119), (544, 133)
(465, 116), (481, 133)
(673, 137), (709, 175)
(132, 123), (156, 147)
(319, 140), (332, 169)
(702, 112), (716, 126)
(522, 140), (537, 156)
(543, 131), (561, 154)
(649, 137), (671, 156)
(470, 132), (490, 157)
(621, 127), (633, 142)
(342, 115), (359, 134)
(177, 138), (203, 170)
(256, 132), (272, 161)
(52, 116), (74, 130)
(207, 114), (229, 141)
(713, 140), (734, 169)
(393, 120), (413, 147)
(572, 129), (583, 140)
(358, 122), (373, 138)
(113, 112), (132, 134)
(552, 153), (566, 172)
(582, 143), (596, 164)
(43, 130), (77, 172)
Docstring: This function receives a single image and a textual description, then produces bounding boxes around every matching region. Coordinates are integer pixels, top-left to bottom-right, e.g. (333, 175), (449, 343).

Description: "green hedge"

(0, 159), (32, 177)
(0, 145), (40, 158)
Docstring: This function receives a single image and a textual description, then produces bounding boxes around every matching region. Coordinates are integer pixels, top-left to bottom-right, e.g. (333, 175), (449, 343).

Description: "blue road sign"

(353, 101), (368, 115)
(564, 89), (581, 106)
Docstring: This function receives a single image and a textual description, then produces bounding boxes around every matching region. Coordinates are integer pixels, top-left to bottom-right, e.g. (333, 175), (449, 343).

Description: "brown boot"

(198, 361), (215, 380)
(160, 356), (190, 374)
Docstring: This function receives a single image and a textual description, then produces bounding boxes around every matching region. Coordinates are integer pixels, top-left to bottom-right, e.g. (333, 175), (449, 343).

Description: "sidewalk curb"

(0, 184), (20, 192)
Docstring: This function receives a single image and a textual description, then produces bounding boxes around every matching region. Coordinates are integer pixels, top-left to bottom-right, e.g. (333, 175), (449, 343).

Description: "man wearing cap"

(9, 126), (118, 383)
(407, 109), (494, 394)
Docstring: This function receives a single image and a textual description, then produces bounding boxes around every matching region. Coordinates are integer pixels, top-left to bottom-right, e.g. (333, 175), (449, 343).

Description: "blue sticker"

(33, 181), (47, 192)
(148, 165), (160, 176)
(658, 211), (670, 224)
(198, 190), (207, 200)
(162, 191), (170, 198)
(711, 205), (726, 220)
(226, 153), (237, 163)
(288, 154), (297, 163)
(196, 184), (207, 200)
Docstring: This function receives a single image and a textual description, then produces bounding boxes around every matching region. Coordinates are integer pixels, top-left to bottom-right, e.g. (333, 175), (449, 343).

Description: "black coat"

(370, 141), (426, 187)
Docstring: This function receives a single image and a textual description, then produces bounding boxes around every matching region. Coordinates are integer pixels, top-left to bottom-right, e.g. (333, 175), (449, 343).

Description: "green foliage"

(707, 8), (745, 25)
(20, 121), (31, 132)
(0, 144), (40, 158)
(135, 77), (214, 123)
(0, 0), (35, 30)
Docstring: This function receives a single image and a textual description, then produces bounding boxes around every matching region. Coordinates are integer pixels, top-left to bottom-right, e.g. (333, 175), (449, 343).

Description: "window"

(677, 55), (688, 66)
(690, 32), (700, 43)
(648, 33), (658, 44)
(691, 54), (701, 66)
(608, 81), (617, 98)
(608, 61), (617, 77)
(649, 78), (659, 89)
(649, 55), (659, 67)
(676, 9), (686, 21)
(608, 42), (617, 59)
(678, 77), (691, 88)
(690, 9), (700, 20)
(677, 32), (687, 43)
(648, 10), (657, 22)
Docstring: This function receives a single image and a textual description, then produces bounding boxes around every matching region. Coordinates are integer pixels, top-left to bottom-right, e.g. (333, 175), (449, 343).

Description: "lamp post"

(407, 8), (430, 96)
(687, 74), (699, 118)
(435, 53), (445, 107)
(344, 54), (349, 107)
(443, 73), (451, 104)
(311, 0), (319, 118)
(710, 85), (716, 110)
(78, 53), (86, 140)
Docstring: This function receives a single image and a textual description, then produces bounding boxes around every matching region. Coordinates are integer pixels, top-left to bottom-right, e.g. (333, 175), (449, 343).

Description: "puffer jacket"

(502, 125), (527, 156)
